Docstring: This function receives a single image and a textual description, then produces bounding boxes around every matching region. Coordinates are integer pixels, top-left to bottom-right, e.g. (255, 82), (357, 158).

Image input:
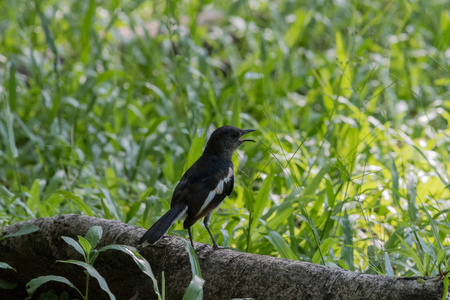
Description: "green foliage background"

(1, 0), (449, 278)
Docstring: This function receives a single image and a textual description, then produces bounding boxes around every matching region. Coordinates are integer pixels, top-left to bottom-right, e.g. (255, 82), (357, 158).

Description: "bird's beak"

(239, 129), (256, 142)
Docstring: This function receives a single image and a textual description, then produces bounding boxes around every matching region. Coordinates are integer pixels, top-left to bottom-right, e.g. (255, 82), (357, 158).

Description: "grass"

(0, 0), (449, 290)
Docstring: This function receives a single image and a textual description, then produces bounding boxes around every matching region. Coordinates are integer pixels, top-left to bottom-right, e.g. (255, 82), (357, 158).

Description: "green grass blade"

(441, 272), (449, 300)
(184, 130), (206, 172)
(99, 244), (162, 299)
(61, 236), (86, 259)
(58, 260), (116, 300)
(184, 240), (202, 278)
(251, 174), (275, 232)
(396, 234), (425, 275)
(261, 220), (297, 260)
(85, 226), (103, 249)
(182, 275), (204, 300)
(341, 210), (354, 270)
(0, 262), (16, 271)
(384, 251), (394, 276)
(57, 191), (94, 216)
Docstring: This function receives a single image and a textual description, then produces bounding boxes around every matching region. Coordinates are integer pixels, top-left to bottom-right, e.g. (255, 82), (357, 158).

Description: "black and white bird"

(139, 125), (255, 249)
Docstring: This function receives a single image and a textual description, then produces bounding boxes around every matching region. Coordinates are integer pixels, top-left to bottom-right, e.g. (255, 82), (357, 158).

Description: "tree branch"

(0, 215), (443, 299)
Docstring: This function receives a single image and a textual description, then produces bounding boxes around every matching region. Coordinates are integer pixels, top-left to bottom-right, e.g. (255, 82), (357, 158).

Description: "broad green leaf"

(439, 11), (450, 49)
(1, 224), (39, 239)
(396, 234), (424, 275)
(261, 220), (297, 260)
(85, 226), (103, 249)
(61, 236), (86, 259)
(105, 167), (118, 197)
(390, 258), (422, 276)
(385, 226), (406, 250)
(420, 202), (443, 249)
(311, 237), (336, 264)
(325, 179), (335, 209)
(423, 253), (431, 276)
(384, 251), (394, 276)
(126, 201), (141, 223)
(390, 156), (400, 206)
(411, 145), (448, 187)
(35, 2), (57, 55)
(335, 31), (347, 66)
(26, 275), (80, 295)
(295, 210), (322, 257)
(243, 186), (255, 214)
(366, 245), (382, 274)
(0, 262), (16, 271)
(442, 273), (449, 300)
(100, 187), (122, 221)
(80, 0), (96, 62)
(406, 175), (417, 223)
(58, 260), (116, 300)
(139, 187), (154, 200)
(0, 185), (14, 199)
(434, 78), (450, 85)
(5, 63), (18, 158)
(251, 174), (275, 232)
(312, 237), (335, 264)
(284, 11), (313, 48)
(267, 200), (295, 230)
(336, 32), (352, 95)
(78, 236), (92, 257)
(182, 275), (204, 300)
(302, 165), (331, 200)
(163, 153), (175, 183)
(220, 228), (229, 247)
(437, 249), (446, 265)
(26, 180), (40, 213)
(335, 158), (351, 182)
(8, 62), (16, 110)
(184, 240), (202, 278)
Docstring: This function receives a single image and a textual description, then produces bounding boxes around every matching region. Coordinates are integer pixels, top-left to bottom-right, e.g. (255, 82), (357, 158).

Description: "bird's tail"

(139, 203), (188, 245)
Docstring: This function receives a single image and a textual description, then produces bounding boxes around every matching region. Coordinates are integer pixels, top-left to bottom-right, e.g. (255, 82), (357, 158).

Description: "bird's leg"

(204, 212), (220, 250)
(188, 227), (194, 248)
(187, 227), (209, 251)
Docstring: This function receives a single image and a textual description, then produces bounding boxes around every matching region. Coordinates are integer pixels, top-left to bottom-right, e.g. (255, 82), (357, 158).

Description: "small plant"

(26, 226), (164, 300)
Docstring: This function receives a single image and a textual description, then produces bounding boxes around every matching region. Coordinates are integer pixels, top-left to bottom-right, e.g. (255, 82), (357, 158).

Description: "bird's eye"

(233, 132), (240, 138)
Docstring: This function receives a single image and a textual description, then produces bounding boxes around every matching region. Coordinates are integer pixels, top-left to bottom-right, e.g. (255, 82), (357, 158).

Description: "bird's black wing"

(170, 155), (234, 228)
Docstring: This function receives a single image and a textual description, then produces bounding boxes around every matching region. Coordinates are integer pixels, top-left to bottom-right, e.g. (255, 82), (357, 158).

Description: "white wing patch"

(215, 167), (233, 194)
(197, 190), (216, 216)
(197, 167), (233, 216)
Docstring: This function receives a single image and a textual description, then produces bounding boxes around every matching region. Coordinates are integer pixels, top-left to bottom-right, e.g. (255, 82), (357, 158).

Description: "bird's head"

(204, 125), (255, 158)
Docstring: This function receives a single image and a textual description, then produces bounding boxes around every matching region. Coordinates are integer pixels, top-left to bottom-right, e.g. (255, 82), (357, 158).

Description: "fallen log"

(0, 215), (443, 299)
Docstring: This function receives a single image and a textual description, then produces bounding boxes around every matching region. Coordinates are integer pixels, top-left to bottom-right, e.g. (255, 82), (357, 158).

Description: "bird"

(139, 125), (255, 249)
